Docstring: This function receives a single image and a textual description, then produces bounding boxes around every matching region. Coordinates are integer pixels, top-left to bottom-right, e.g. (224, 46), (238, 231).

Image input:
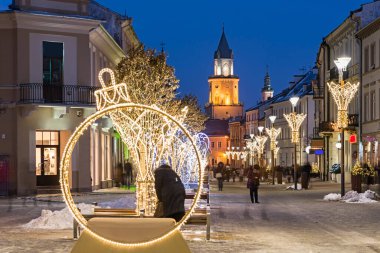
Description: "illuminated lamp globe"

(258, 126), (264, 133)
(269, 115), (277, 124)
(334, 57), (351, 71)
(289, 96), (299, 108)
(335, 142), (342, 149)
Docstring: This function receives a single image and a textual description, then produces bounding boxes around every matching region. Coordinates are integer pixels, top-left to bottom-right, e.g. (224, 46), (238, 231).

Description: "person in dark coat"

(154, 164), (186, 222)
(215, 162), (224, 191)
(247, 166), (260, 203)
(124, 160), (133, 189)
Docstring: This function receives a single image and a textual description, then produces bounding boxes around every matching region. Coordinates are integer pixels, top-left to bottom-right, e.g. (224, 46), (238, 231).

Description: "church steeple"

(261, 66), (274, 102)
(214, 27), (233, 59)
(213, 28), (234, 77)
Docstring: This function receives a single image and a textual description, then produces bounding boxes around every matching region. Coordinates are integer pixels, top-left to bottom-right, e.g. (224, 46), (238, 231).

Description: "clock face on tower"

(222, 63), (229, 76)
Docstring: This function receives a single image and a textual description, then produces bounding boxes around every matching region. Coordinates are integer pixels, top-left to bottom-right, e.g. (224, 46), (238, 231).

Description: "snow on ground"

(22, 203), (94, 229)
(285, 183), (302, 190)
(323, 193), (341, 201)
(323, 190), (378, 203)
(22, 195), (136, 229)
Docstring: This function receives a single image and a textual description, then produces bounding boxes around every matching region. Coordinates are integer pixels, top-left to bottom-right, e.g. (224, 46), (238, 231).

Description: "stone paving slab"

(1, 181), (380, 252)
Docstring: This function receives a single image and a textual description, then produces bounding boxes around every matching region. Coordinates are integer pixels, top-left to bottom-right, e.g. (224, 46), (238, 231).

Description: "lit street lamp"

(254, 126), (268, 172)
(327, 57), (359, 196)
(245, 134), (258, 165)
(284, 96), (307, 190)
(266, 115), (281, 185)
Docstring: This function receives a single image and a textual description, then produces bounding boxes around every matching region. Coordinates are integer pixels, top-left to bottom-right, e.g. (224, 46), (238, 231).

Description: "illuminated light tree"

(327, 57), (359, 196)
(96, 68), (205, 215)
(95, 46), (207, 214)
(284, 96), (307, 190)
(114, 45), (207, 132)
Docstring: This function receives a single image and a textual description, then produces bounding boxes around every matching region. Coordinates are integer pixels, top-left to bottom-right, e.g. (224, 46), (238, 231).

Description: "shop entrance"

(36, 131), (60, 186)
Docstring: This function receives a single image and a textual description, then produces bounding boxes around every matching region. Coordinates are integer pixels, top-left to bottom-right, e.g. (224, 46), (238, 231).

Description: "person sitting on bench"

(154, 164), (186, 222)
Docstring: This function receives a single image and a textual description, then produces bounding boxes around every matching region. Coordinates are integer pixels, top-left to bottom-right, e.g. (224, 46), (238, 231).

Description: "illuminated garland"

(58, 68), (205, 247)
(326, 81), (359, 128)
(59, 103), (203, 247)
(283, 112), (307, 143)
(254, 135), (268, 157)
(265, 127), (281, 150)
(95, 69), (201, 215)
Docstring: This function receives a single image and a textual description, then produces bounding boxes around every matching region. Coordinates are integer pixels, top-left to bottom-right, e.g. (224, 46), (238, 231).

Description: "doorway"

(36, 131), (60, 186)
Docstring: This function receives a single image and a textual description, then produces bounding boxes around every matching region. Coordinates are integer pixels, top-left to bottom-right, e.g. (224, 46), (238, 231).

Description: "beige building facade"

(357, 17), (380, 167)
(0, 0), (139, 195)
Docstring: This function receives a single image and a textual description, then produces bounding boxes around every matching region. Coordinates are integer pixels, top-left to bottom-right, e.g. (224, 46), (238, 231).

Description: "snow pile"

(285, 183), (302, 190)
(342, 190), (377, 203)
(22, 203), (94, 229)
(98, 196), (136, 209)
(22, 196), (137, 230)
(323, 190), (378, 203)
(323, 193), (341, 201)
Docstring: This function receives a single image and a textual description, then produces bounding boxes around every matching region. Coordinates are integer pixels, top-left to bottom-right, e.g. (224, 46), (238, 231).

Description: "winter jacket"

(247, 169), (260, 189)
(154, 165), (186, 217)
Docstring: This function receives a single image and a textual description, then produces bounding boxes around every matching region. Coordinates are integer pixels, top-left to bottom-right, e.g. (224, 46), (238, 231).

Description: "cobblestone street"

(1, 181), (380, 253)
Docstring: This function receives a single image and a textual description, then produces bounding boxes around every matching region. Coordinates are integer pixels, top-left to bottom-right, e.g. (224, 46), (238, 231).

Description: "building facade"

(314, 1), (380, 183)
(0, 0), (139, 195)
(357, 16), (380, 168)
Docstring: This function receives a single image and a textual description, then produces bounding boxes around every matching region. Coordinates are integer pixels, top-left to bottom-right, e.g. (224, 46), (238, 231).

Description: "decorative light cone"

(283, 112), (307, 143)
(326, 81), (359, 129)
(266, 127), (281, 150)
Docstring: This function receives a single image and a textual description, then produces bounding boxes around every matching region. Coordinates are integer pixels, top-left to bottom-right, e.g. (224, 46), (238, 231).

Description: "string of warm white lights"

(283, 112), (307, 143)
(265, 127), (281, 151)
(254, 135), (268, 157)
(244, 138), (258, 165)
(58, 65), (210, 249)
(326, 81), (360, 128)
(59, 102), (204, 248)
(95, 69), (204, 215)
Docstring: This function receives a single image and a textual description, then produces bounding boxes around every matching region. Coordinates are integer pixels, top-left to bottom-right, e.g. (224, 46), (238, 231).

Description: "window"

(364, 93), (369, 121)
(371, 91), (376, 120)
(35, 130), (60, 177)
(43, 41), (64, 85)
(211, 142), (215, 149)
(370, 43), (376, 69)
(218, 142), (222, 148)
(36, 130), (59, 145)
(364, 46), (369, 73)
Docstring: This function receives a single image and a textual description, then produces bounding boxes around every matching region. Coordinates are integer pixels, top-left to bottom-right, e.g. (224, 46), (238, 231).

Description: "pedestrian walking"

(239, 166), (244, 182)
(215, 162), (224, 191)
(247, 166), (260, 203)
(124, 160), (133, 189)
(154, 164), (186, 222)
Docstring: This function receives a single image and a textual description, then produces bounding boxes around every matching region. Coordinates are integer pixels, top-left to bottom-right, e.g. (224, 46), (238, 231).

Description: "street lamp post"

(254, 126), (268, 177)
(327, 57), (359, 196)
(284, 96), (307, 190)
(266, 116), (281, 185)
(246, 134), (257, 166)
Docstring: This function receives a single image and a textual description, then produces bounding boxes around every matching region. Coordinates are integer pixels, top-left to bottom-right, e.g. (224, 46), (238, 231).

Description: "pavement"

(1, 180), (380, 253)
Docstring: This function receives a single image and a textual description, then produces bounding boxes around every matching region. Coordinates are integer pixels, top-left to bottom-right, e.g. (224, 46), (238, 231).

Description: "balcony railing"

(313, 85), (324, 99)
(19, 83), (99, 105)
(319, 121), (335, 133)
(348, 114), (359, 127)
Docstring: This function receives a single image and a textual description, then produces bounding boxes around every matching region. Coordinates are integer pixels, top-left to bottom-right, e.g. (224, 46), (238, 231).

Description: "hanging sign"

(349, 134), (357, 144)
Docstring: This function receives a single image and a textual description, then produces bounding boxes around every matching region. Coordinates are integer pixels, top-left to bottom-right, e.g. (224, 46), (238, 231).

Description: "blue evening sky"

(0, 0), (370, 109)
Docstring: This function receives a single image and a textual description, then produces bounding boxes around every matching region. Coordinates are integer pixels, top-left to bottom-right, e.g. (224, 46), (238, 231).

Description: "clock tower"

(205, 29), (243, 120)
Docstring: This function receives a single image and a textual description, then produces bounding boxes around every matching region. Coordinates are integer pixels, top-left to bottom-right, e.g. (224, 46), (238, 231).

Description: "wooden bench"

(73, 205), (211, 240)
